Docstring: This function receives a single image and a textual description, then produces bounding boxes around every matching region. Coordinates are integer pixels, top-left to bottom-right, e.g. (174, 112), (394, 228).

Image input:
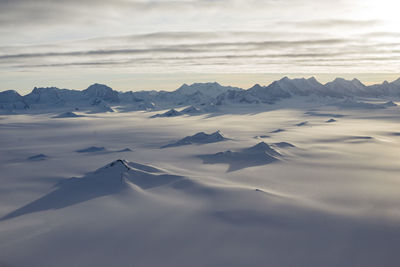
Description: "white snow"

(76, 146), (106, 153)
(1, 78), (400, 267)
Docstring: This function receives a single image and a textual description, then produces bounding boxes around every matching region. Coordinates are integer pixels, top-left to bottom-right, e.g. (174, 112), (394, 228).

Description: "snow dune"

(52, 111), (84, 118)
(198, 142), (281, 171)
(1, 159), (184, 221)
(151, 108), (182, 118)
(76, 146), (133, 153)
(161, 131), (228, 148)
(27, 154), (48, 161)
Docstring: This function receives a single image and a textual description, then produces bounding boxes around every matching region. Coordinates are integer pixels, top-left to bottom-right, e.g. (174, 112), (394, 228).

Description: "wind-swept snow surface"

(76, 146), (106, 153)
(1, 96), (400, 267)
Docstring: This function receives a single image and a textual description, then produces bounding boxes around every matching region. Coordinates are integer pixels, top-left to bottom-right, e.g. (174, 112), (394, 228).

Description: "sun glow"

(363, 0), (400, 31)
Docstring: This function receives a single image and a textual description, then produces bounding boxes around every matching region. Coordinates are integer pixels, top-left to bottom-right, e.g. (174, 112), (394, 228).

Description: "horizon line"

(2, 73), (400, 95)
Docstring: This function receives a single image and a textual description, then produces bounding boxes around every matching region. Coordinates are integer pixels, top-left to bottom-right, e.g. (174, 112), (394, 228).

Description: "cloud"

(1, 28), (399, 74)
(0, 0), (399, 76)
(0, 36), (351, 59)
(0, 0), (246, 27)
(283, 19), (381, 29)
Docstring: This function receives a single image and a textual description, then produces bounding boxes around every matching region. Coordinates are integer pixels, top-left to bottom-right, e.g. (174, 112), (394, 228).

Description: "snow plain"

(1, 100), (400, 267)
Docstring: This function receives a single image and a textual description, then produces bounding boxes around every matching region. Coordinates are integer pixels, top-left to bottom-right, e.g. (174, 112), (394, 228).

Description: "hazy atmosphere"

(1, 0), (400, 91)
(1, 1), (400, 267)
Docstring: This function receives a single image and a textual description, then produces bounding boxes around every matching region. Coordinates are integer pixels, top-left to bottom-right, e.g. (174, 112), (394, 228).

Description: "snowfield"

(1, 79), (400, 266)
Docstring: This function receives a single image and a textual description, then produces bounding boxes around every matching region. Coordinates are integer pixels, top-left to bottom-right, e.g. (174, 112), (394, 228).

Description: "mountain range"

(1, 77), (400, 113)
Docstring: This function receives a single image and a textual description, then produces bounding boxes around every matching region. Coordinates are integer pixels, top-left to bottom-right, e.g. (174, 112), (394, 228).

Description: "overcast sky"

(1, 0), (400, 92)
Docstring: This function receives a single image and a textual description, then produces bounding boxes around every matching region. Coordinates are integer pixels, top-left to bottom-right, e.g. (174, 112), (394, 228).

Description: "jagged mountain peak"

(391, 77), (400, 86)
(84, 83), (119, 102)
(175, 82), (240, 97)
(249, 84), (264, 90)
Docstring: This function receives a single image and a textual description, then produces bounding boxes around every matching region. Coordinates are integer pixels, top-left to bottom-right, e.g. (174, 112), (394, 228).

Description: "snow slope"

(198, 142), (281, 171)
(1, 104), (400, 267)
(1, 159), (183, 220)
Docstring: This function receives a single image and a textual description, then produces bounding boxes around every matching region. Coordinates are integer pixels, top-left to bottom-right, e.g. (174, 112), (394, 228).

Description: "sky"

(1, 0), (400, 93)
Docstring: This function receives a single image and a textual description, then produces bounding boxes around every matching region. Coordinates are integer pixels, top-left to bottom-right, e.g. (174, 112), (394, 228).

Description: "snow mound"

(52, 111), (84, 118)
(270, 128), (285, 133)
(1, 159), (184, 220)
(117, 148), (133, 152)
(162, 131), (228, 148)
(242, 141), (281, 156)
(305, 111), (344, 118)
(198, 142), (280, 172)
(76, 146), (106, 153)
(76, 146), (132, 153)
(95, 160), (184, 189)
(151, 108), (182, 118)
(181, 106), (201, 114)
(295, 121), (308, 127)
(27, 154), (48, 161)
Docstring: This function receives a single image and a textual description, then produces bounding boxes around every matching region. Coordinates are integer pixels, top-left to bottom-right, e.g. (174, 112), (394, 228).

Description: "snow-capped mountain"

(83, 83), (120, 103)
(175, 82), (242, 98)
(118, 91), (155, 110)
(0, 90), (29, 110)
(247, 82), (291, 102)
(1, 77), (400, 113)
(367, 79), (400, 97)
(324, 78), (368, 97)
(216, 89), (261, 105)
(266, 77), (325, 96)
(24, 87), (67, 106)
